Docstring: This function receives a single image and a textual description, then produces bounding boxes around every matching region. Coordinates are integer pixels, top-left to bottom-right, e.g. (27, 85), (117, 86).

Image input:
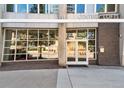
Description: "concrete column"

(119, 5), (124, 66)
(120, 23), (124, 66)
(58, 4), (67, 67)
(0, 5), (2, 67)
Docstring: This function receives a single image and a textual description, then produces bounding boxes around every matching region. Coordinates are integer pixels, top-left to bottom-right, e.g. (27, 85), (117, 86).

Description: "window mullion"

(105, 4), (107, 13)
(27, 4), (29, 13)
(1, 29), (6, 61)
(14, 29), (17, 61)
(15, 4), (17, 13)
(85, 4), (87, 14)
(38, 4), (39, 14)
(75, 4), (77, 14)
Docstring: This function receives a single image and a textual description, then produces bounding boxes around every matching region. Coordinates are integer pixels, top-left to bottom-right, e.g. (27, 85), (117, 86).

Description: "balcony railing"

(98, 13), (120, 19)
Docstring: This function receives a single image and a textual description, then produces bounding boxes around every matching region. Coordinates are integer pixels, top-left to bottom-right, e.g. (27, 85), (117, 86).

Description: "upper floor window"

(67, 4), (85, 14)
(6, 4), (15, 12)
(96, 4), (105, 13)
(96, 4), (117, 13)
(49, 4), (59, 14)
(67, 4), (75, 13)
(107, 4), (116, 12)
(29, 4), (38, 13)
(17, 4), (27, 13)
(39, 4), (45, 13)
(77, 4), (85, 13)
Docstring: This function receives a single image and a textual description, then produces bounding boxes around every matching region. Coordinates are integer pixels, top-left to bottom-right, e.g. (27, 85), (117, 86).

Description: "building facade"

(0, 4), (124, 67)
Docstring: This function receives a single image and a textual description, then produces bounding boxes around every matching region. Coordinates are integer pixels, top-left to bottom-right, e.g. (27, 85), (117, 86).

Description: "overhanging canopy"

(0, 19), (124, 23)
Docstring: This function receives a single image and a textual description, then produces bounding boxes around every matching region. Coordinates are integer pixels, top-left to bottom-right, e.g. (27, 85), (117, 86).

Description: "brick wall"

(98, 23), (120, 66)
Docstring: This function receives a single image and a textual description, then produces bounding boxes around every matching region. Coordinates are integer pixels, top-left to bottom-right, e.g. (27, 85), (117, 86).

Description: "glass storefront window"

(39, 30), (48, 40)
(88, 40), (95, 59)
(17, 30), (27, 40)
(28, 4), (38, 13)
(28, 41), (38, 47)
(107, 4), (115, 12)
(77, 4), (85, 13)
(3, 29), (58, 61)
(67, 28), (96, 60)
(27, 47), (38, 59)
(16, 54), (26, 60)
(5, 29), (16, 40)
(67, 4), (75, 13)
(4, 48), (15, 54)
(17, 4), (27, 13)
(49, 30), (58, 40)
(48, 41), (58, 58)
(16, 41), (27, 53)
(67, 41), (76, 61)
(77, 29), (87, 39)
(6, 4), (15, 12)
(96, 4), (105, 12)
(88, 29), (95, 39)
(28, 30), (38, 40)
(5, 41), (15, 48)
(38, 41), (49, 59)
(67, 30), (76, 40)
(3, 55), (14, 61)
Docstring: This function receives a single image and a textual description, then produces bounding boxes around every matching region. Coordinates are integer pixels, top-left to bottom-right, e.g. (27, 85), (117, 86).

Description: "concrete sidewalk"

(0, 66), (124, 88)
(57, 66), (124, 88)
(0, 69), (58, 88)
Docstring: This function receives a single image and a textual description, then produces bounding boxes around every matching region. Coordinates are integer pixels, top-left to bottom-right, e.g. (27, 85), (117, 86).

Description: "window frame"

(95, 4), (118, 13)
(2, 29), (58, 62)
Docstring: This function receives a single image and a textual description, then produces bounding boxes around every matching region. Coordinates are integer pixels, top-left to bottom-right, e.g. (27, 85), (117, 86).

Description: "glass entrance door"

(66, 40), (88, 65)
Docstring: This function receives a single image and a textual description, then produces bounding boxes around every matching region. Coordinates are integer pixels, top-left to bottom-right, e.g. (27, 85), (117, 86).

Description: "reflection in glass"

(48, 41), (58, 58)
(78, 42), (86, 61)
(39, 30), (48, 40)
(27, 47), (38, 59)
(17, 30), (27, 40)
(38, 41), (48, 59)
(3, 55), (14, 61)
(29, 4), (38, 13)
(28, 30), (38, 40)
(49, 4), (59, 14)
(39, 4), (45, 13)
(67, 30), (76, 40)
(77, 4), (85, 13)
(5, 41), (15, 48)
(88, 40), (95, 59)
(6, 4), (15, 12)
(67, 41), (76, 61)
(77, 29), (87, 39)
(88, 53), (95, 59)
(96, 4), (105, 12)
(5, 29), (16, 40)
(67, 4), (75, 13)
(16, 41), (27, 53)
(16, 54), (26, 60)
(49, 30), (58, 40)
(28, 41), (38, 47)
(3, 29), (58, 61)
(88, 29), (95, 39)
(4, 48), (15, 54)
(107, 4), (115, 12)
(17, 4), (27, 13)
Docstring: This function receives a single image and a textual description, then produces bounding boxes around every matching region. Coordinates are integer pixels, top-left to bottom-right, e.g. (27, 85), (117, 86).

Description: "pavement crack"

(66, 66), (73, 88)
